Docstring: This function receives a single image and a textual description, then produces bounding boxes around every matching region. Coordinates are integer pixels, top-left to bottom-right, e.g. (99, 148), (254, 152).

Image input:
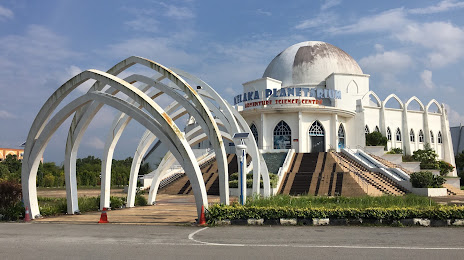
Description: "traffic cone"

(98, 207), (109, 223)
(198, 205), (207, 226)
(24, 206), (31, 222)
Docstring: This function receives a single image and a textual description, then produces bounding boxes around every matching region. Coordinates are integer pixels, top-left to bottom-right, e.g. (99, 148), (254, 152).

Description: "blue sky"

(1, 0), (464, 163)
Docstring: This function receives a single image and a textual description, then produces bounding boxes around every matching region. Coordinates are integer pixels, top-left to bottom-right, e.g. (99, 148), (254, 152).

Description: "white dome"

(263, 41), (363, 86)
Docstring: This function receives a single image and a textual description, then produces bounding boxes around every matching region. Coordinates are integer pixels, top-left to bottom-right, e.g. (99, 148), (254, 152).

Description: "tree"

(365, 132), (387, 146)
(3, 154), (21, 175)
(0, 164), (10, 180)
(455, 151), (464, 185)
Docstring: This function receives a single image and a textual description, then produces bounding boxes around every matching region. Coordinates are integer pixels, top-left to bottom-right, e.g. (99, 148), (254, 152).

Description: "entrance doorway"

(311, 136), (325, 152)
(309, 121), (325, 153)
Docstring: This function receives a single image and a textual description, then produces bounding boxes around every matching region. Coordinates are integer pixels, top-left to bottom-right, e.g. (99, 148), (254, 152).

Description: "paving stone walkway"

(34, 194), (222, 226)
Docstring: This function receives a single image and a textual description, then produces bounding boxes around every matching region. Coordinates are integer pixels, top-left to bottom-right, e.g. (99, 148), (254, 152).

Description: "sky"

(1, 0), (464, 163)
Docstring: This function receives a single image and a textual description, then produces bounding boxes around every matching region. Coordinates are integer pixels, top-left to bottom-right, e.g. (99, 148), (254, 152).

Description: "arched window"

(387, 127), (392, 141)
(309, 121), (325, 136)
(365, 125), (370, 135)
(374, 126), (380, 132)
(438, 131), (443, 144)
(430, 131), (434, 143)
(418, 130), (424, 143)
(250, 123), (258, 145)
(410, 129), (415, 142)
(396, 128), (402, 141)
(338, 124), (345, 149)
(273, 120), (291, 149)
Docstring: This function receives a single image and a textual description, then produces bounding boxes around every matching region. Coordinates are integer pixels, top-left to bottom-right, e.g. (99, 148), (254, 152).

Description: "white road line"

(187, 227), (464, 250)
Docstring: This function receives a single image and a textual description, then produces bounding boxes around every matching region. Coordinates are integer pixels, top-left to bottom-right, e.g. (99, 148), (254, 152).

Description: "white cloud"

(0, 5), (13, 20)
(84, 136), (105, 150)
(321, 0), (342, 10)
(160, 3), (194, 20)
(395, 22), (464, 67)
(0, 110), (15, 119)
(257, 9), (272, 16)
(328, 8), (407, 34)
(420, 70), (435, 89)
(359, 50), (412, 74)
(444, 104), (464, 126)
(409, 0), (464, 14)
(295, 12), (337, 29)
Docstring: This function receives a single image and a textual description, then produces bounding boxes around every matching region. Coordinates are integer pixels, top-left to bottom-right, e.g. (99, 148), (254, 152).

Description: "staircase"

(368, 153), (412, 175)
(159, 154), (248, 195)
(336, 152), (407, 195)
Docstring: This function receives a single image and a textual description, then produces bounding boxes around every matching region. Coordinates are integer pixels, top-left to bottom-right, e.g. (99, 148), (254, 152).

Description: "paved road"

(1, 223), (464, 259)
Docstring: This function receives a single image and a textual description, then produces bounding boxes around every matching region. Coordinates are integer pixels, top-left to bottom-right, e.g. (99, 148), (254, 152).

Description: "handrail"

(330, 152), (370, 195)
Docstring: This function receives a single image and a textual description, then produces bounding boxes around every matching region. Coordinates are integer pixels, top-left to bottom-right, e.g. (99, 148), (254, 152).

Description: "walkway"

(34, 194), (222, 225)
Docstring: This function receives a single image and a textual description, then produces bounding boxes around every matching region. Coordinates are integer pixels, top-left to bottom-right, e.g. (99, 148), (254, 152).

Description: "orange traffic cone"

(198, 205), (207, 226)
(98, 207), (109, 223)
(24, 206), (31, 222)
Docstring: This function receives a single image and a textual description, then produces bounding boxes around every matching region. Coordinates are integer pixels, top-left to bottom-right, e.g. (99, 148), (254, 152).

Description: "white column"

(441, 104), (457, 176)
(402, 108), (412, 155)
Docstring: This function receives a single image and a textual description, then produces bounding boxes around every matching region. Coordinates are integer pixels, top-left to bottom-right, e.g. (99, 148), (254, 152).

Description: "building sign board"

(233, 87), (342, 106)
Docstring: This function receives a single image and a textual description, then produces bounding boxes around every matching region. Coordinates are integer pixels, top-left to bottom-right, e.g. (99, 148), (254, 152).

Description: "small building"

(0, 148), (24, 161)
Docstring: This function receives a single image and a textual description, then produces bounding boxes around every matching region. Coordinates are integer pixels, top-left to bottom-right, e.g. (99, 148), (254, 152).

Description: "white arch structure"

(22, 56), (270, 219)
(61, 56), (229, 213)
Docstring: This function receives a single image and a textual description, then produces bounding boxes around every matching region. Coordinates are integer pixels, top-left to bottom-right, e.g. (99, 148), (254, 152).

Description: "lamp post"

(233, 133), (249, 205)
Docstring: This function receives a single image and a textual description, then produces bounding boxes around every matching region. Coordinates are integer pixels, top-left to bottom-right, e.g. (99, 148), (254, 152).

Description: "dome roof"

(263, 41), (363, 86)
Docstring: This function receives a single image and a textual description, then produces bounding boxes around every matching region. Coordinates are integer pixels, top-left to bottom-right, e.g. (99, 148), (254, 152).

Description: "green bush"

(110, 196), (125, 209)
(365, 132), (387, 146)
(402, 155), (416, 162)
(135, 194), (148, 206)
(410, 171), (445, 188)
(78, 196), (100, 212)
(438, 161), (455, 176)
(245, 194), (435, 208)
(413, 143), (439, 170)
(387, 148), (403, 154)
(0, 180), (24, 221)
(207, 204), (464, 222)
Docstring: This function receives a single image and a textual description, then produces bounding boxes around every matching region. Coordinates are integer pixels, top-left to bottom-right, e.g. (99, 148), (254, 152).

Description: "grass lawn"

(245, 194), (437, 209)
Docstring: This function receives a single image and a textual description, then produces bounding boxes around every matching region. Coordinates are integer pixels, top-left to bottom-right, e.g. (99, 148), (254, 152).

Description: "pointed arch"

(405, 96), (425, 112)
(273, 120), (291, 149)
(426, 99), (443, 114)
(384, 94), (404, 109)
(362, 90), (381, 107)
(309, 120), (325, 136)
(418, 130), (424, 143)
(410, 129), (415, 142)
(338, 123), (345, 149)
(396, 128), (402, 141)
(387, 127), (392, 141)
(374, 126), (380, 132)
(346, 80), (359, 94)
(430, 131), (435, 143)
(438, 131), (443, 144)
(365, 125), (370, 134)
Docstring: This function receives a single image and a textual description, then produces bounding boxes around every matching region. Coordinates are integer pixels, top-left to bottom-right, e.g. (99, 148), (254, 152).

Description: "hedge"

(206, 204), (464, 223)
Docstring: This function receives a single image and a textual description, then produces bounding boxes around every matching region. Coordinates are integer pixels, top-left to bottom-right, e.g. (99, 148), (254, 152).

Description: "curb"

(214, 218), (464, 226)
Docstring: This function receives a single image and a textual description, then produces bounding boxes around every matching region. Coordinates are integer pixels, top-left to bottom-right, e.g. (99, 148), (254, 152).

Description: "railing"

(158, 172), (185, 190)
(330, 152), (370, 195)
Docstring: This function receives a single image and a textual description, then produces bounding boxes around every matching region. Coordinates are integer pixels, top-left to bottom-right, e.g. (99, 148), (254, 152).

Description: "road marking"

(187, 227), (464, 250)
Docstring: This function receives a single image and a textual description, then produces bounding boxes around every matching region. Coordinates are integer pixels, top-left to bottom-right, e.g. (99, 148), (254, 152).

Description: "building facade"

(234, 41), (455, 168)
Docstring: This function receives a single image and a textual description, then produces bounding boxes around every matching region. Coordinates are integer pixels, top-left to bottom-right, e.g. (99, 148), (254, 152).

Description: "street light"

(233, 132), (249, 205)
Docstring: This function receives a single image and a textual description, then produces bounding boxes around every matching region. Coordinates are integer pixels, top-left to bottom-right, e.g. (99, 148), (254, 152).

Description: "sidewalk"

(34, 194), (221, 226)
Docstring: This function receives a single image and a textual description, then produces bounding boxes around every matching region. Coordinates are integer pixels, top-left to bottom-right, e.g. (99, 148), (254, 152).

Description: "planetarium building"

(233, 41), (455, 165)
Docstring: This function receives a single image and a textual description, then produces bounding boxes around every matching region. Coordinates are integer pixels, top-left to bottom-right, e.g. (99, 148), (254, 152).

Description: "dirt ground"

(37, 188), (127, 198)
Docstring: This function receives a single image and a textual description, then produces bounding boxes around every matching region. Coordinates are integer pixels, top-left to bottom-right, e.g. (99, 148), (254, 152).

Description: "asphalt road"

(1, 223), (464, 259)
